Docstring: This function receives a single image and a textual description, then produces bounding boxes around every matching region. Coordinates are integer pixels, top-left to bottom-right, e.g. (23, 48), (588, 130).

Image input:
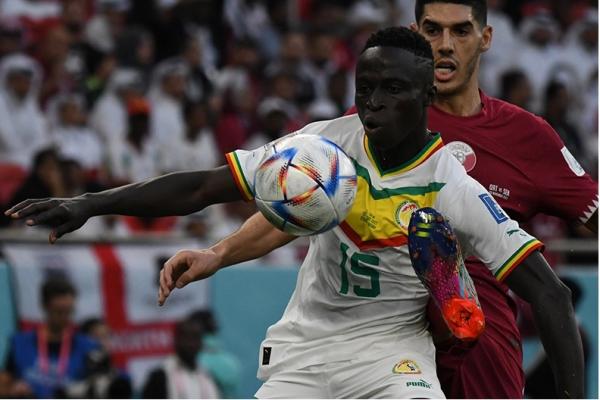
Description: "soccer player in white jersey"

(6, 27), (583, 398)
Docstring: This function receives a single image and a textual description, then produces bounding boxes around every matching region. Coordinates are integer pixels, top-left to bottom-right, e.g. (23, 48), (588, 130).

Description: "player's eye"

(454, 28), (470, 36)
(424, 27), (440, 36)
(356, 84), (371, 96)
(387, 84), (405, 94)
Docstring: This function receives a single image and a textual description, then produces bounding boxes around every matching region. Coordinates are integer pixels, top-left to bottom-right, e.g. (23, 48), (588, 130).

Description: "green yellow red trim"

(340, 221), (408, 251)
(225, 152), (254, 201)
(495, 239), (544, 282)
(364, 132), (444, 177)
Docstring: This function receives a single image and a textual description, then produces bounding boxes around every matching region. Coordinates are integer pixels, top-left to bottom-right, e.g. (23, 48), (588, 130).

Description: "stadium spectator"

(265, 30), (315, 106)
(84, 0), (129, 54)
(306, 29), (342, 100)
(0, 278), (99, 398)
(161, 100), (220, 172)
(224, 0), (280, 61)
(499, 69), (533, 110)
(33, 25), (76, 106)
(90, 68), (143, 146)
(0, 53), (48, 169)
(514, 10), (564, 112)
(0, 19), (25, 58)
(149, 58), (188, 145)
(192, 310), (242, 399)
(113, 27), (155, 87)
(182, 36), (216, 103)
(480, 0), (519, 96)
(63, 318), (133, 399)
(107, 96), (159, 184)
(141, 316), (219, 399)
(243, 97), (292, 150)
(49, 93), (104, 173)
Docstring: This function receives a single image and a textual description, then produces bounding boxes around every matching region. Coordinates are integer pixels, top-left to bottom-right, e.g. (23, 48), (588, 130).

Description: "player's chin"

(433, 81), (462, 97)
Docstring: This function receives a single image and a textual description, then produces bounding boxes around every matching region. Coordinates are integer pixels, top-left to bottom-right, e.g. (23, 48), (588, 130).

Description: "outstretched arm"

(158, 211), (296, 305)
(504, 251), (583, 399)
(5, 166), (240, 242)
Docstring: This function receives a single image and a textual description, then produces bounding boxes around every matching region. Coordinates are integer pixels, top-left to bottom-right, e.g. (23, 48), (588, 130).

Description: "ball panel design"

(254, 134), (357, 236)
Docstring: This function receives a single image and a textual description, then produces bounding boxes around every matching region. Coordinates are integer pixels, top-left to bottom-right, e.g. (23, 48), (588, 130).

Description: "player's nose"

(439, 29), (454, 54)
(366, 87), (385, 111)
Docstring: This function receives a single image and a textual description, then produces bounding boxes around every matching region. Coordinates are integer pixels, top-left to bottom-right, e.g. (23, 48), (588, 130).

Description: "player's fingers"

(174, 270), (196, 289)
(159, 268), (170, 299)
(163, 251), (190, 289)
(50, 220), (82, 243)
(5, 199), (38, 216)
(9, 200), (52, 220)
(158, 282), (168, 306)
(27, 207), (64, 227)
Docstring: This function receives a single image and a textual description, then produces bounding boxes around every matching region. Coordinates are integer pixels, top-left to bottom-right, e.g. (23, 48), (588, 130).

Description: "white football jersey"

(225, 114), (543, 379)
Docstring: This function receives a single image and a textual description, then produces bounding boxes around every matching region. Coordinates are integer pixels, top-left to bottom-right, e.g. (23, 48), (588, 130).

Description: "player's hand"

(158, 249), (222, 306)
(4, 197), (92, 243)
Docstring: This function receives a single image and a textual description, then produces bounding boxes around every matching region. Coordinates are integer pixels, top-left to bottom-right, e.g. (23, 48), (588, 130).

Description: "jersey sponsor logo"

(488, 184), (510, 200)
(478, 193), (508, 223)
(446, 141), (477, 172)
(561, 146), (585, 177)
(395, 200), (419, 230)
(406, 379), (432, 389)
(392, 359), (421, 374)
(262, 346), (271, 365)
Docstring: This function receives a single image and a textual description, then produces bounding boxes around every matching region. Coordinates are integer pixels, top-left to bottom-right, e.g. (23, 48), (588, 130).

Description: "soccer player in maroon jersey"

(411, 0), (598, 398)
(341, 1), (596, 397)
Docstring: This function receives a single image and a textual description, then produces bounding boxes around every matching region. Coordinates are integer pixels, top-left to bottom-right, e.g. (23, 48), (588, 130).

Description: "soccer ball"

(254, 134), (357, 236)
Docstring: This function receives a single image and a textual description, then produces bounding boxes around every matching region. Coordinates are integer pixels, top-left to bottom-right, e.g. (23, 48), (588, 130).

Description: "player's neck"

(371, 126), (431, 171)
(434, 82), (482, 117)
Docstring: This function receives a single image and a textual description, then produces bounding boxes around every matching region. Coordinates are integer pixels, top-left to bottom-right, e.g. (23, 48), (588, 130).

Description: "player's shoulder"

(484, 93), (560, 145)
(432, 146), (470, 183)
(301, 114), (362, 138)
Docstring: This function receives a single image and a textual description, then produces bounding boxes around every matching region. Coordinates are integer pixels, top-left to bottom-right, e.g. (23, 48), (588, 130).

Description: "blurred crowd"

(0, 277), (241, 398)
(0, 0), (597, 260)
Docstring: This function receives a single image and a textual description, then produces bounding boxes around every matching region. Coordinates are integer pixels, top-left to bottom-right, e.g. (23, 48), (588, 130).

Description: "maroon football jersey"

(428, 91), (597, 397)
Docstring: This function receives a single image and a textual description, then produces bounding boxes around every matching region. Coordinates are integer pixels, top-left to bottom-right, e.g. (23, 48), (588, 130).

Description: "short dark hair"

(362, 27), (434, 63)
(41, 279), (76, 307)
(415, 0), (487, 27)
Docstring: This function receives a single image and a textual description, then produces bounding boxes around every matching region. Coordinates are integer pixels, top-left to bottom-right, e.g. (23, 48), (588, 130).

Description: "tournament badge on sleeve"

(407, 208), (485, 341)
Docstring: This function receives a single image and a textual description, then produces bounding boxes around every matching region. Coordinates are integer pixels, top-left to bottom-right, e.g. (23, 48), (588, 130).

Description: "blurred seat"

(0, 163), (27, 206)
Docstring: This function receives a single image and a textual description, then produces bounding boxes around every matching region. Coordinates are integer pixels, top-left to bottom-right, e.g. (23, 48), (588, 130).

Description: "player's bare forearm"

(89, 167), (240, 216)
(158, 212), (296, 305)
(583, 210), (597, 233)
(5, 166), (241, 242)
(504, 251), (583, 398)
(212, 211), (297, 268)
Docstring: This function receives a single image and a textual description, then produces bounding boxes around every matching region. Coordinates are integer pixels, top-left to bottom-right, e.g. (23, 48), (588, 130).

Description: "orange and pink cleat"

(408, 207), (485, 341)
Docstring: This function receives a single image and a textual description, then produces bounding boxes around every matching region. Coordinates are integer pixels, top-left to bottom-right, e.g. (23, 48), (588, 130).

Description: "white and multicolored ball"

(254, 134), (357, 236)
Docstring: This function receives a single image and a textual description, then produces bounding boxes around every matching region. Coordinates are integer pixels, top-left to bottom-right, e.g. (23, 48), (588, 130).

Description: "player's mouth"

(363, 116), (384, 134)
(435, 59), (457, 82)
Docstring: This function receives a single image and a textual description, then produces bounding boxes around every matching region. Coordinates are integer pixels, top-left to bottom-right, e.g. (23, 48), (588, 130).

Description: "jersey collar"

(363, 131), (444, 177)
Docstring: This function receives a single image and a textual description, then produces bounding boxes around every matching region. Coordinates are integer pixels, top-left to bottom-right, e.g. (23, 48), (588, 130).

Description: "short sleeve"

(528, 117), (598, 224)
(438, 176), (544, 282)
(225, 144), (274, 202)
(224, 119), (340, 202)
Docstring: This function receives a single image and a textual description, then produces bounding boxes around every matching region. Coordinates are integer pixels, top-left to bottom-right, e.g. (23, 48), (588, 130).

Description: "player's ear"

(409, 22), (419, 32)
(480, 25), (493, 53)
